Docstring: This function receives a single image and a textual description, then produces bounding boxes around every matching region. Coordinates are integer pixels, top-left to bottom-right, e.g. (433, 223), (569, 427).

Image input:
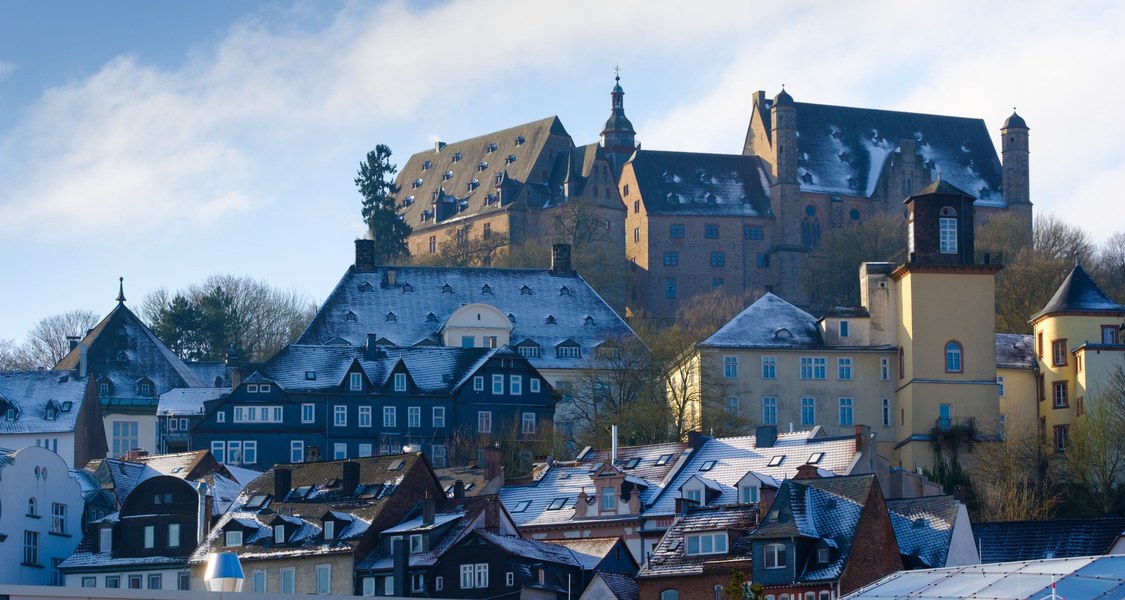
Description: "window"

(670, 223), (685, 239)
(111, 420), (139, 457)
(745, 224), (764, 240)
(661, 591), (679, 600)
(225, 530), (243, 547)
(349, 372), (363, 391)
(291, 440), (305, 463)
(530, 378), (541, 393)
(1052, 340), (1068, 366)
(280, 568), (295, 593)
(837, 357), (852, 380)
(522, 412), (536, 434)
(478, 411), (492, 433)
(334, 405), (347, 426)
(243, 441), (257, 464)
(997, 375), (1005, 397)
(945, 342), (963, 373)
(633, 228), (640, 243)
(106, 576), (120, 588)
(394, 372), (407, 391)
(724, 355), (739, 378)
(1054, 425), (1069, 453)
(939, 216), (958, 253)
(412, 573), (425, 593)
(383, 406), (396, 427)
(147, 574), (162, 590)
(1102, 325), (1118, 345)
(839, 398), (854, 426)
(251, 570), (265, 593)
(685, 532), (728, 555)
(274, 524), (286, 544)
(316, 564), (331, 595)
(51, 502), (66, 534)
(685, 488), (703, 504)
(727, 396), (740, 417)
(665, 277), (677, 299)
(882, 398), (891, 427)
(663, 251), (679, 266)
(435, 576), (444, 591)
(881, 357), (890, 380)
(800, 357), (827, 379)
(492, 374), (504, 394)
(301, 403), (314, 423)
(938, 403), (951, 429)
(840, 320), (850, 338)
(324, 520), (335, 540)
(473, 376), (484, 391)
(475, 564), (489, 588)
(211, 441), (226, 463)
(601, 486), (617, 511)
(358, 406), (372, 427)
(757, 252), (769, 268)
(144, 525), (155, 548)
(100, 528), (112, 553)
(801, 397), (815, 426)
(129, 575), (142, 589)
(739, 484), (760, 503)
(1053, 381), (1069, 408)
(23, 530), (39, 565)
(899, 346), (905, 379)
(358, 443), (372, 457)
(408, 406), (421, 428)
(334, 443), (347, 460)
(764, 543), (787, 569)
(705, 224), (719, 239)
(762, 396), (777, 425)
(510, 375), (522, 395)
(82, 576), (96, 587)
(710, 251), (725, 267)
(433, 406), (446, 428)
(761, 356), (776, 379)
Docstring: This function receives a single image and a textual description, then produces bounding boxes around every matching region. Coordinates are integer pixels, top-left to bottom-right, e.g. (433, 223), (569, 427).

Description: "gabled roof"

(647, 430), (862, 516)
(588, 572), (639, 600)
(297, 265), (638, 371)
(638, 503), (758, 578)
(499, 462), (654, 528)
(549, 537), (636, 572)
(626, 149), (771, 216)
(995, 333), (1035, 369)
(886, 495), (961, 569)
(578, 440), (692, 488)
(55, 302), (207, 407)
(1030, 263), (1125, 321)
(0, 370), (90, 435)
(764, 100), (1004, 204)
(474, 530), (583, 567)
(700, 293), (823, 349)
(751, 474), (878, 583)
(973, 518), (1125, 564)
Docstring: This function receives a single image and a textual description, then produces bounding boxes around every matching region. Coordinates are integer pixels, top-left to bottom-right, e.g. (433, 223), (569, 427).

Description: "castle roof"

(626, 149), (771, 217)
(1030, 262), (1125, 322)
(1003, 111), (1028, 129)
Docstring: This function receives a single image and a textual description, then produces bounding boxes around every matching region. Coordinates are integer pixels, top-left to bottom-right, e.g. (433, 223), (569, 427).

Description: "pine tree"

(356, 145), (412, 263)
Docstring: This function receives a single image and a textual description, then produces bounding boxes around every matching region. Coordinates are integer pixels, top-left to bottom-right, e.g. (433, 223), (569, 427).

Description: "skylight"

(547, 498), (567, 510)
(768, 456), (785, 467)
(358, 484), (385, 499)
(512, 500), (531, 513)
(699, 460), (717, 472)
(588, 462), (604, 473)
(290, 485), (313, 500)
(655, 454), (673, 466)
(624, 457), (641, 469)
(807, 452), (825, 465)
(245, 494), (270, 509)
(388, 459), (406, 471)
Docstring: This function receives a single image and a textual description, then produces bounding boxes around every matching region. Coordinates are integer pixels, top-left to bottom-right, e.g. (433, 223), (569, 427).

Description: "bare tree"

(1055, 364), (1125, 516)
(1092, 231), (1125, 303)
(411, 223), (510, 268)
(807, 213), (907, 309)
(14, 310), (102, 369)
(967, 421), (1058, 521)
(0, 338), (34, 371)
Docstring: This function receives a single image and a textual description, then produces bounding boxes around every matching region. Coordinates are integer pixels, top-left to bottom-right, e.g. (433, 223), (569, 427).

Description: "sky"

(1, 0), (1123, 343)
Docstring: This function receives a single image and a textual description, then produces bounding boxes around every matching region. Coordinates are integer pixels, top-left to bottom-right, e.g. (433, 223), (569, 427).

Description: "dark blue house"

(191, 342), (558, 470)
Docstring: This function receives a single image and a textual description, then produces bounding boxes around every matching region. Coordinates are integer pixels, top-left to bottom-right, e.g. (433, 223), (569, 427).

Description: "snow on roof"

(158, 387), (225, 415)
(297, 265), (638, 371)
(384, 511), (465, 533)
(476, 530), (582, 566)
(0, 370), (90, 435)
(547, 537), (625, 570)
(499, 462), (655, 528)
(996, 333), (1035, 370)
(700, 293), (822, 349)
(627, 149), (771, 217)
(886, 495), (959, 569)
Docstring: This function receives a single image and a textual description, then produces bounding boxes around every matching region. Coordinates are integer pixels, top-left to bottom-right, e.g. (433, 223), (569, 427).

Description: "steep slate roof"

(499, 463), (654, 528)
(475, 530), (583, 566)
(549, 537), (635, 571)
(1030, 263), (1125, 321)
(772, 100), (1004, 203)
(752, 474), (878, 583)
(395, 116), (573, 230)
(995, 333), (1035, 369)
(297, 265), (637, 371)
(577, 440), (692, 488)
(0, 370), (90, 434)
(701, 293), (825, 349)
(590, 571), (639, 600)
(886, 495), (960, 569)
(973, 518), (1125, 564)
(55, 302), (206, 409)
(627, 149), (771, 216)
(647, 429), (862, 516)
(638, 503), (758, 577)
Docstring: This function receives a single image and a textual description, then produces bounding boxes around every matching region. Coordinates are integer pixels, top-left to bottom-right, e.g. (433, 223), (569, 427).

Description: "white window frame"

(762, 396), (777, 425)
(168, 523), (180, 548)
(839, 397), (854, 426)
(880, 357), (890, 380)
(358, 405), (372, 427)
(764, 543), (787, 569)
(334, 443), (347, 460)
(837, 357), (852, 380)
(291, 440), (305, 463)
(761, 356), (777, 379)
(225, 530), (243, 547)
(939, 216), (958, 254)
(383, 406), (396, 427)
(510, 375), (522, 395)
(358, 443), (373, 457)
(334, 405), (347, 426)
(723, 355), (739, 378)
(530, 378), (541, 393)
(349, 372), (363, 391)
(460, 565), (474, 589)
(685, 532), (728, 555)
(522, 412), (536, 434)
(144, 525), (155, 549)
(394, 372), (407, 392)
(492, 374), (504, 395)
(433, 406), (446, 428)
(280, 568), (295, 594)
(408, 406), (421, 428)
(739, 484), (760, 503)
(801, 397), (815, 426)
(478, 411), (492, 434)
(473, 376), (484, 391)
(316, 564), (331, 595)
(301, 403), (315, 423)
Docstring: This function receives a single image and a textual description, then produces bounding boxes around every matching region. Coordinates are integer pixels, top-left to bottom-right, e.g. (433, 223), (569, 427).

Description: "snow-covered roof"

(626, 149), (771, 217)
(384, 511), (464, 533)
(0, 370), (90, 435)
(499, 463), (655, 528)
(158, 387), (225, 416)
(297, 264), (638, 371)
(700, 293), (823, 349)
(886, 495), (959, 569)
(995, 333), (1035, 370)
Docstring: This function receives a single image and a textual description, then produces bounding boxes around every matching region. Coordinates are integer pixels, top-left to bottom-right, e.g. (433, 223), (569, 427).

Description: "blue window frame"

(670, 224), (685, 239)
(710, 251), (725, 267)
(663, 251), (678, 266)
(704, 224), (719, 239)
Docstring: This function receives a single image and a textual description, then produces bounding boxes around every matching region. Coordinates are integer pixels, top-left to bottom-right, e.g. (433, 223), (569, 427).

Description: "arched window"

(27, 497), (37, 516)
(801, 205), (821, 248)
(660, 590), (679, 600)
(945, 341), (963, 373)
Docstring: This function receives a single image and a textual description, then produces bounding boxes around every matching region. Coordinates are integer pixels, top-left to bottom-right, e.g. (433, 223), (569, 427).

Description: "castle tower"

(893, 180), (1001, 472)
(600, 70), (637, 179)
(1001, 110), (1032, 236)
(769, 88), (807, 304)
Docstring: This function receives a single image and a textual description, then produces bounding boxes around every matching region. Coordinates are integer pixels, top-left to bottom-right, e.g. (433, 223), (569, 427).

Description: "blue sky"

(1, 0), (1123, 342)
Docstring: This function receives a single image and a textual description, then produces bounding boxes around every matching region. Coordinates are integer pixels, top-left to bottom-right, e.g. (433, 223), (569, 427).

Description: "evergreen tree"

(356, 144), (411, 263)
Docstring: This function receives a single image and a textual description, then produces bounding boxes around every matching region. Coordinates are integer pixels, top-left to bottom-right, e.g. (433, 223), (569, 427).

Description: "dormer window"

(324, 520), (335, 540)
(684, 488), (703, 504)
(442, 284), (453, 294)
(274, 525), (286, 544)
(422, 160), (432, 171)
(139, 381), (153, 396)
(739, 483), (760, 503)
(487, 143), (498, 153)
(452, 152), (462, 162)
(481, 284), (492, 294)
(818, 547), (830, 564)
(515, 135), (525, 146)
(225, 530), (243, 547)
(394, 373), (407, 392)
(386, 311), (397, 322)
(685, 532), (727, 555)
(559, 285), (572, 297)
(478, 161), (488, 172)
(600, 486), (617, 511)
(410, 534), (424, 553)
(349, 372), (363, 391)
(413, 178), (423, 188)
(403, 283), (413, 293)
(545, 315), (557, 325)
(44, 402), (58, 421)
(426, 312), (438, 322)
(764, 543), (787, 569)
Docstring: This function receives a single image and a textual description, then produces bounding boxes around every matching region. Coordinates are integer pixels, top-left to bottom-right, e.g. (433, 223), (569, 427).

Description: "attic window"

(422, 160), (432, 171)
(546, 498), (567, 510)
(481, 284), (492, 294)
(345, 311), (357, 322)
(587, 462), (604, 473)
(559, 286), (572, 297)
(768, 456), (785, 467)
(443, 171), (453, 180)
(807, 452), (825, 465)
(512, 500), (532, 513)
(506, 154), (516, 164)
(413, 178), (423, 188)
(244, 494), (270, 509)
(386, 311), (397, 322)
(515, 135), (525, 146)
(290, 485), (313, 500)
(520, 285), (531, 295)
(545, 315), (557, 325)
(486, 193), (498, 205)
(404, 195), (414, 206)
(487, 143), (498, 153)
(61, 401), (72, 412)
(117, 350), (128, 363)
(468, 179), (479, 191)
(699, 460), (717, 472)
(624, 457), (641, 469)
(655, 454), (673, 466)
(442, 284), (453, 294)
(584, 315), (594, 325)
(452, 152), (462, 162)
(508, 314), (516, 324)
(358, 484), (384, 499)
(913, 518), (928, 529)
(44, 403), (58, 420)
(478, 161), (488, 171)
(402, 283), (413, 293)
(388, 459), (406, 471)
(305, 371), (316, 381)
(426, 312), (438, 322)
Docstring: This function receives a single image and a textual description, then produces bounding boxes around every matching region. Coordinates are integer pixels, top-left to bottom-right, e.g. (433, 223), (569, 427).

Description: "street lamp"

(204, 551), (245, 592)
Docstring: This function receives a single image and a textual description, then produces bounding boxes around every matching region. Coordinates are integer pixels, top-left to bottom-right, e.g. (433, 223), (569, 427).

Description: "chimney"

(755, 425), (778, 448)
(365, 333), (380, 361)
(611, 425), (618, 465)
(78, 343), (89, 378)
(67, 336), (80, 351)
(484, 496), (499, 533)
(435, 141), (446, 153)
(550, 243), (574, 276)
(854, 424), (870, 453)
(483, 445), (503, 483)
(453, 480), (465, 499)
(422, 493), (436, 526)
(355, 238), (376, 272)
(274, 468), (292, 500)
(794, 463), (821, 480)
(393, 532), (409, 596)
(196, 482), (210, 545)
(687, 431), (708, 450)
(342, 461), (360, 496)
(225, 345), (241, 389)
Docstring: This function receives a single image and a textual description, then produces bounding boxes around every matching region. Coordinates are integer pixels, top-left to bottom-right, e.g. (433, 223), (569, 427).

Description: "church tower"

(1001, 110), (1032, 237)
(892, 180), (1002, 472)
(600, 71), (637, 179)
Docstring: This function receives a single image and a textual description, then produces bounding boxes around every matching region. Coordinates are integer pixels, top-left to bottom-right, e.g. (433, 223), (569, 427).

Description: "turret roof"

(1031, 262), (1125, 321)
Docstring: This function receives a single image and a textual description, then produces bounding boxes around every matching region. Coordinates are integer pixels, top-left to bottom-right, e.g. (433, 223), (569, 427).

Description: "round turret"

(773, 87), (794, 107)
(1003, 110), (1027, 130)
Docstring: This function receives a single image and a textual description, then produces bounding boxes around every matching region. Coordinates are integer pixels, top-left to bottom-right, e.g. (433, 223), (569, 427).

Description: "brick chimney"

(484, 496), (500, 533)
(342, 461), (360, 496)
(225, 345), (241, 389)
(483, 445), (503, 484)
(355, 238), (376, 272)
(794, 463), (821, 480)
(755, 425), (778, 448)
(550, 243), (574, 276)
(423, 493), (436, 526)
